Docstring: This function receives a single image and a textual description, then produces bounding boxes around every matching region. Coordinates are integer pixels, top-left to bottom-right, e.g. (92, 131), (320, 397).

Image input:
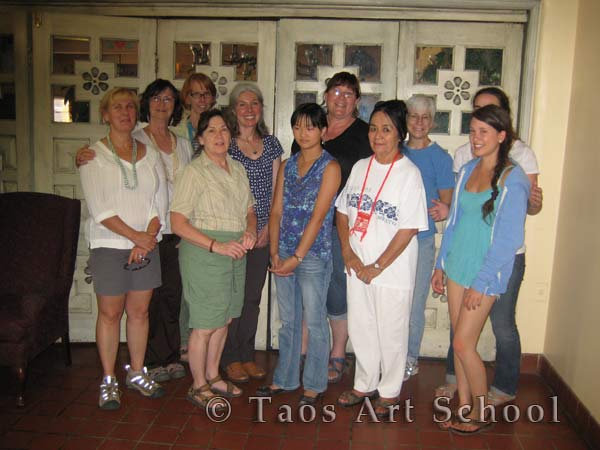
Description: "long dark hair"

(370, 99), (408, 149)
(473, 104), (515, 221)
(139, 79), (183, 126)
(192, 109), (230, 158)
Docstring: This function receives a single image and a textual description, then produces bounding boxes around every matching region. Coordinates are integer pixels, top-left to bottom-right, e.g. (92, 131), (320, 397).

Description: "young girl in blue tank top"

(257, 103), (341, 406)
(432, 105), (530, 434)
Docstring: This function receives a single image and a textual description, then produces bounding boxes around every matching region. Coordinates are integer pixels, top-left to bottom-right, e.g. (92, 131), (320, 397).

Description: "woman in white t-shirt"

(335, 100), (428, 417)
(434, 87), (543, 407)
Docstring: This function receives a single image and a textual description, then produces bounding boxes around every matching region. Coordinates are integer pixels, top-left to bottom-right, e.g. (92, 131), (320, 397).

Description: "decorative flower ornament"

(444, 76), (471, 105)
(195, 66), (235, 106)
(82, 67), (109, 96)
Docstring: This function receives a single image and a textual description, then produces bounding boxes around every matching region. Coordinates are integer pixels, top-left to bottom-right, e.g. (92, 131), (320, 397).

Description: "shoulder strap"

(499, 164), (515, 188)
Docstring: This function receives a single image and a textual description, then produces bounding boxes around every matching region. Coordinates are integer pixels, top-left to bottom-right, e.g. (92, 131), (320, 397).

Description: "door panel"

(0, 12), (30, 192)
(275, 19), (399, 155)
(398, 21), (523, 153)
(157, 20), (277, 131)
(32, 12), (157, 341)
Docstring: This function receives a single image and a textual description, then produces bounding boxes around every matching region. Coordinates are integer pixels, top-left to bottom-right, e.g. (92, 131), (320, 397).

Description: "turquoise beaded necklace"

(106, 134), (138, 190)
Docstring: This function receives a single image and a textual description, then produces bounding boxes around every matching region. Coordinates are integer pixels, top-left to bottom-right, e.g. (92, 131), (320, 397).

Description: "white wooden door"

(398, 21), (524, 153)
(0, 12), (31, 192)
(275, 19), (399, 155)
(156, 19), (277, 350)
(397, 21), (524, 359)
(32, 12), (157, 341)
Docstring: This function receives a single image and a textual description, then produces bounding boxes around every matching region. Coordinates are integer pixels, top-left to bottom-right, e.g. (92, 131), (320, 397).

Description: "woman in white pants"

(335, 100), (428, 417)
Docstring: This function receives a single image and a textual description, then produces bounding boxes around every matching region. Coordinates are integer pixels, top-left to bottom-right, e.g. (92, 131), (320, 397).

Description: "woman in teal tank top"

(431, 105), (529, 434)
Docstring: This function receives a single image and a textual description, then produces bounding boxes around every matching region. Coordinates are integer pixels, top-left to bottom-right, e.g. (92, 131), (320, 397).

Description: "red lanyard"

(350, 154), (399, 241)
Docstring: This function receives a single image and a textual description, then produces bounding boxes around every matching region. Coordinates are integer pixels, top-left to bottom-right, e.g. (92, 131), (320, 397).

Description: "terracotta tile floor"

(0, 345), (592, 449)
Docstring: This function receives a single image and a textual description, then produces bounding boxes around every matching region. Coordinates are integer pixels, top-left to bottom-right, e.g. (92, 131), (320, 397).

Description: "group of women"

(79, 69), (543, 435)
(79, 73), (281, 410)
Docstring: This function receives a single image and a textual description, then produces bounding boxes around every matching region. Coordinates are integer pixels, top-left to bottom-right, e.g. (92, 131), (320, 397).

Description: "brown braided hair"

(472, 105), (515, 222)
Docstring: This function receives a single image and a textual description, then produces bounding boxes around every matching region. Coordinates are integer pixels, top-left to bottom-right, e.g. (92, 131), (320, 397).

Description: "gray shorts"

(88, 247), (161, 296)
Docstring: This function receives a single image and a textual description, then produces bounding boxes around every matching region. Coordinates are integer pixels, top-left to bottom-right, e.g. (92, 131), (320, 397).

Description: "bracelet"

(209, 239), (216, 253)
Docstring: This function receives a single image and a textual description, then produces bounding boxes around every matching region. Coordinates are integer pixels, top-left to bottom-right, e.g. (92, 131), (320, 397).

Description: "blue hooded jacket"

(435, 158), (530, 296)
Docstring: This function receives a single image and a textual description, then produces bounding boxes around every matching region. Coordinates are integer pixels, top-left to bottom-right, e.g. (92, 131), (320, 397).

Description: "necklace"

(238, 135), (262, 156)
(107, 134), (138, 190)
(148, 129), (179, 184)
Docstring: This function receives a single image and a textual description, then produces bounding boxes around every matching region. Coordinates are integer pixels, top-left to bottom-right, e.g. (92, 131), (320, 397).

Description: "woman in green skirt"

(171, 109), (257, 409)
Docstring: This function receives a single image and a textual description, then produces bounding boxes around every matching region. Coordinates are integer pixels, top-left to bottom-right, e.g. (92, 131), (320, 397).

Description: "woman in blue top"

(257, 103), (341, 406)
(221, 83), (283, 383)
(403, 94), (455, 381)
(432, 105), (530, 434)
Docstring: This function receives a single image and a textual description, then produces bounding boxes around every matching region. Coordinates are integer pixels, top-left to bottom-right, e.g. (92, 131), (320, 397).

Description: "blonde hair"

(99, 87), (139, 123)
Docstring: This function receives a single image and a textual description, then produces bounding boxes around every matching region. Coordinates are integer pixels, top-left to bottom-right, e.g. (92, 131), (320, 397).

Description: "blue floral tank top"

(279, 150), (336, 261)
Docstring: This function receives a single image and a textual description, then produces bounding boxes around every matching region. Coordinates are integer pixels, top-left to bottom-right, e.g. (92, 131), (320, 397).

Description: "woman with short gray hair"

(402, 94), (455, 382)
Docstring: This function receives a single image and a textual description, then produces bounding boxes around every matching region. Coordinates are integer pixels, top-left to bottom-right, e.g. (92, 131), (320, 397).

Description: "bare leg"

(447, 280), (471, 409)
(188, 328), (213, 388)
(124, 289), (153, 371)
(453, 294), (495, 421)
(96, 294), (126, 377)
(206, 320), (241, 395)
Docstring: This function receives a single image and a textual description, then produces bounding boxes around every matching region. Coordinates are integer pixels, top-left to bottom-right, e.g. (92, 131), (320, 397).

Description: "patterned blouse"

(229, 135), (283, 233)
(279, 150), (336, 261)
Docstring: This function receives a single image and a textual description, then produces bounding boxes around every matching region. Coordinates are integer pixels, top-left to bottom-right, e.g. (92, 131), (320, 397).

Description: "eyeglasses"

(123, 257), (151, 271)
(189, 91), (213, 100)
(151, 95), (174, 104)
(331, 88), (356, 99)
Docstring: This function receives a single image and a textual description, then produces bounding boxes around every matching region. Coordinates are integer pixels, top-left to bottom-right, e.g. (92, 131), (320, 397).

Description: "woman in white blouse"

(80, 87), (167, 410)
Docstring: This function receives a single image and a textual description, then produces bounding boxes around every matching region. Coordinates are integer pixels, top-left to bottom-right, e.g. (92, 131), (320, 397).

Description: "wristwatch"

(294, 254), (304, 263)
(373, 262), (382, 270)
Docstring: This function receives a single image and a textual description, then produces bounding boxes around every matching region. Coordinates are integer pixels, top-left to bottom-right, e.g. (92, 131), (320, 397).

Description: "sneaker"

(148, 366), (170, 382)
(99, 375), (121, 410)
(125, 365), (166, 398)
(403, 361), (419, 381)
(166, 362), (186, 380)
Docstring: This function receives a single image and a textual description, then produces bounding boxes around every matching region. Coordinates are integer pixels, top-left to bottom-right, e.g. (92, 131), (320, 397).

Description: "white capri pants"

(347, 275), (413, 398)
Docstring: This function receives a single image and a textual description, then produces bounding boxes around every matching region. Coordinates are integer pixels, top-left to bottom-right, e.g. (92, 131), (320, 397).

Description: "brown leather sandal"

(337, 390), (378, 407)
(207, 375), (242, 398)
(186, 384), (225, 409)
